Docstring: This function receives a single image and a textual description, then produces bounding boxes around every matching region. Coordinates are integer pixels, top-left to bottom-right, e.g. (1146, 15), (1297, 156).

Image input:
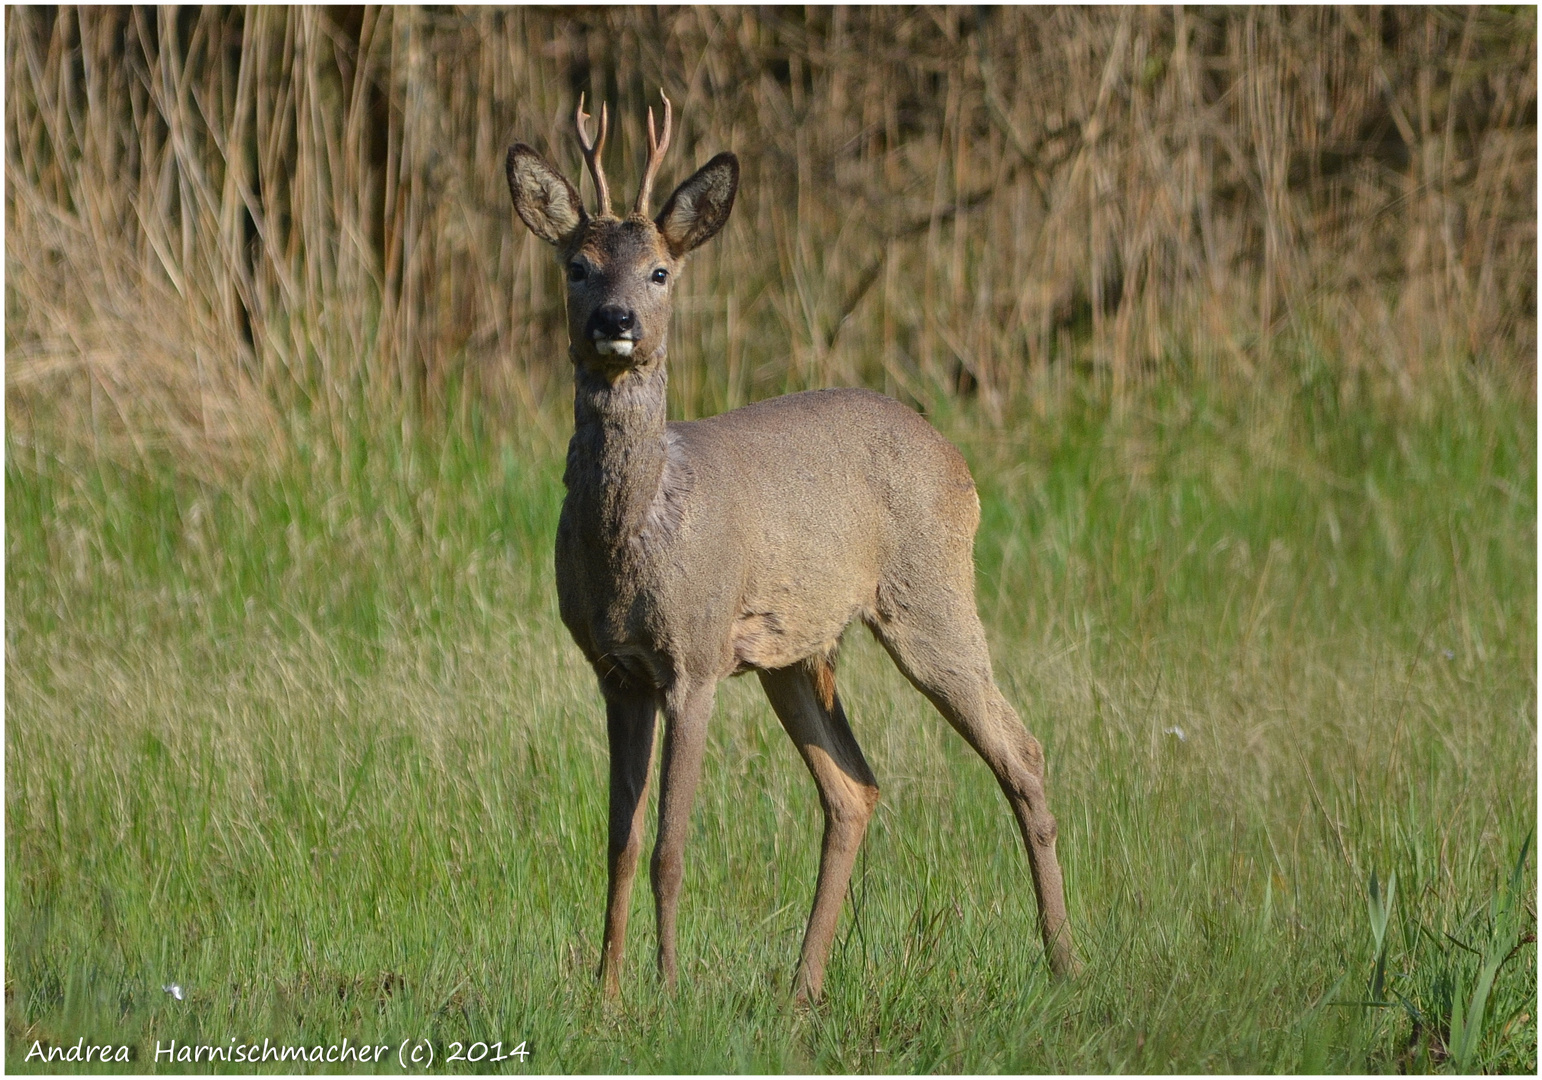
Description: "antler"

(632, 91), (673, 217)
(574, 93), (611, 218)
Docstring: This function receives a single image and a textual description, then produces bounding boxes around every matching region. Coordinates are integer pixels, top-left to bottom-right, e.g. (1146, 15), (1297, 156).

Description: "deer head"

(507, 94), (739, 380)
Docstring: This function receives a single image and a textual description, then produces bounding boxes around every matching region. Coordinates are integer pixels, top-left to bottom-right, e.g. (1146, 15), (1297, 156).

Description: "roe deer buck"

(506, 94), (1076, 1002)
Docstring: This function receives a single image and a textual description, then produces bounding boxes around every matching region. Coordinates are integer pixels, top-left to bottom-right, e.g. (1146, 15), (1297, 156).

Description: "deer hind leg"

(650, 678), (716, 989)
(758, 657), (879, 1004)
(869, 595), (1078, 977)
(597, 685), (657, 1000)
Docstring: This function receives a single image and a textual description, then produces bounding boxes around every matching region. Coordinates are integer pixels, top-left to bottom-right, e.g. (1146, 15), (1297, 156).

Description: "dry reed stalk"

(5, 6), (1534, 471)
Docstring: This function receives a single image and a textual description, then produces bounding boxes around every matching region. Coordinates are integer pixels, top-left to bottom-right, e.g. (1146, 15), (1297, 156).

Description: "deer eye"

(651, 267), (669, 285)
(567, 262), (588, 283)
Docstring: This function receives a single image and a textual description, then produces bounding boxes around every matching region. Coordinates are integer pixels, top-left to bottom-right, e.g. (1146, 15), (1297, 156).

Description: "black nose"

(589, 305), (636, 339)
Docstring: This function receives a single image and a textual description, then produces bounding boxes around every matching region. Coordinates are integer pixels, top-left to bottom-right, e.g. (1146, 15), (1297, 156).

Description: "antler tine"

(574, 93), (611, 217)
(632, 90), (673, 217)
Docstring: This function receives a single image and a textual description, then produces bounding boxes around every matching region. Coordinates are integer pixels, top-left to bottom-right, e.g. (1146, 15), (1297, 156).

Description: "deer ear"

(655, 152), (738, 257)
(507, 144), (585, 245)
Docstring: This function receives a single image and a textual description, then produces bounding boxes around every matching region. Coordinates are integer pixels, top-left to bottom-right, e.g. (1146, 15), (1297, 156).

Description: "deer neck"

(565, 352), (673, 547)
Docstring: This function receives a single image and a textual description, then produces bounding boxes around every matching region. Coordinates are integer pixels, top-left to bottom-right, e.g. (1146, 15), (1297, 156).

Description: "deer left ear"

(655, 152), (738, 257)
(507, 143), (585, 245)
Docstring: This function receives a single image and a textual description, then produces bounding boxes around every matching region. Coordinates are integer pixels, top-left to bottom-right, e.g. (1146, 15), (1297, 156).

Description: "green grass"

(6, 365), (1536, 1072)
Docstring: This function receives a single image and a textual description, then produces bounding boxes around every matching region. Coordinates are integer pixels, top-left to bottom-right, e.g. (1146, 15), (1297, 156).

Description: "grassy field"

(5, 362), (1535, 1073)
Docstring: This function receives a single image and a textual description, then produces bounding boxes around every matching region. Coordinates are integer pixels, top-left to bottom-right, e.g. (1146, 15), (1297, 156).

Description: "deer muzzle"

(588, 305), (639, 357)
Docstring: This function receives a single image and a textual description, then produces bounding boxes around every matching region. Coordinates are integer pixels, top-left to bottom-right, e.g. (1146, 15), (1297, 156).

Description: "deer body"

(508, 97), (1075, 1003)
(560, 378), (973, 684)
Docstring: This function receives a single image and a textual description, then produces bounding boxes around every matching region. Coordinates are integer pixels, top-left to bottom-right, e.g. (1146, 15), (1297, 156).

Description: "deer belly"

(729, 603), (863, 672)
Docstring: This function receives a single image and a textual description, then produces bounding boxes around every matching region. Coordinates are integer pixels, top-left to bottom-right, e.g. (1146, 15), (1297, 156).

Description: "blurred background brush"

(5, 5), (1535, 472)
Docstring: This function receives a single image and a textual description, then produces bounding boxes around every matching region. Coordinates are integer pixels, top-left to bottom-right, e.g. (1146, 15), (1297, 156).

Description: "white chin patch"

(594, 339), (635, 357)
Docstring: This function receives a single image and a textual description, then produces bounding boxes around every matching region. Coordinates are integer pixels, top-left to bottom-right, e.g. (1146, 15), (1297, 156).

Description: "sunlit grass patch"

(8, 367), (1534, 1072)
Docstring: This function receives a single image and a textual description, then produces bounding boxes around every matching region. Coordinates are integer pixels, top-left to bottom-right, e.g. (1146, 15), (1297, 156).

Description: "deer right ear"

(506, 144), (585, 245)
(655, 152), (739, 257)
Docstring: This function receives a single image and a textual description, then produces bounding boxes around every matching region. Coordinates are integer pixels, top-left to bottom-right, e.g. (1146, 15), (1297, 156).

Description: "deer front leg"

(598, 686), (658, 999)
(649, 679), (716, 988)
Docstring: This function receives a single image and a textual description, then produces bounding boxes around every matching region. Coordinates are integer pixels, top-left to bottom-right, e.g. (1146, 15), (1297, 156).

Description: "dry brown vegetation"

(6, 6), (1536, 466)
